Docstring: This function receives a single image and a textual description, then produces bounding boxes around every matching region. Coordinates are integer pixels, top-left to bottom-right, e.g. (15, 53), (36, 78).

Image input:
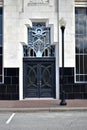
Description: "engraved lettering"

(27, 0), (49, 6)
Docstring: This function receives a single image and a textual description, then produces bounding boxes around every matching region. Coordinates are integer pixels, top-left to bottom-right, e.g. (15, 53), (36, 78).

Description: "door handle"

(37, 82), (39, 85)
(40, 81), (41, 86)
(37, 81), (41, 86)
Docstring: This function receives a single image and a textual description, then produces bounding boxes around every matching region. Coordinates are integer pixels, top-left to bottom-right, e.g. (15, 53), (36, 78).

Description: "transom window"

(75, 8), (87, 82)
(23, 22), (55, 57)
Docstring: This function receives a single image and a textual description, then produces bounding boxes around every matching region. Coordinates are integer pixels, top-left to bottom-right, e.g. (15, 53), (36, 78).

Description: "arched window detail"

(23, 22), (55, 57)
(42, 49), (49, 57)
(30, 49), (36, 57)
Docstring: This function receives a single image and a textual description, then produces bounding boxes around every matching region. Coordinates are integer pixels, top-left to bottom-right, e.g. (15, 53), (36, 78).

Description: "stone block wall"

(0, 68), (19, 100)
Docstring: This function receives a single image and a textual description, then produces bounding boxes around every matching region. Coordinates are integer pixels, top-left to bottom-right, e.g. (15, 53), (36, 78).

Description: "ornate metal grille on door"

(23, 22), (55, 98)
(23, 58), (55, 98)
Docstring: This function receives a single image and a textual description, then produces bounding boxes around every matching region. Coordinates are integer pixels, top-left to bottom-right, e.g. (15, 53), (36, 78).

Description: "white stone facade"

(3, 0), (75, 100)
(59, 0), (75, 67)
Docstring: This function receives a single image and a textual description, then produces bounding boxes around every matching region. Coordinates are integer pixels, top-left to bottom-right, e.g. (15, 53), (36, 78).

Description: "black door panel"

(23, 58), (55, 98)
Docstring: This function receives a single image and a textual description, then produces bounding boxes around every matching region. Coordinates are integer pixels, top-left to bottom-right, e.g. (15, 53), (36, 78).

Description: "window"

(23, 22), (55, 57)
(0, 8), (3, 83)
(75, 8), (87, 82)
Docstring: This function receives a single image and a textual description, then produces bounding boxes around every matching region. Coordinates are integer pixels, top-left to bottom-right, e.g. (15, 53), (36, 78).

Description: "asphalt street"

(0, 112), (87, 130)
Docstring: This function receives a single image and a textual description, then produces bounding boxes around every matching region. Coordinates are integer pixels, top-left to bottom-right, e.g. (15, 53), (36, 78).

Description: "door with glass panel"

(23, 58), (55, 98)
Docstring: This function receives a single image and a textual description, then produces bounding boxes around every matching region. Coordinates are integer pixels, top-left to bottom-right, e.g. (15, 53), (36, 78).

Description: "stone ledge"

(75, 0), (87, 2)
(0, 107), (87, 113)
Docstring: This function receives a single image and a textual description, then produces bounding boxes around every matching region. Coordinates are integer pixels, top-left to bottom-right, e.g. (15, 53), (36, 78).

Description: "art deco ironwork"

(23, 22), (55, 57)
(23, 59), (55, 98)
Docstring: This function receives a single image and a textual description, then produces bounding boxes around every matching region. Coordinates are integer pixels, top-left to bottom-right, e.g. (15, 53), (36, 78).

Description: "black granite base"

(0, 67), (87, 100)
(59, 67), (87, 99)
(0, 68), (19, 100)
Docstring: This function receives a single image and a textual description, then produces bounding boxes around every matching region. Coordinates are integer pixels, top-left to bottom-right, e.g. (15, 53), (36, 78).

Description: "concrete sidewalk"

(0, 99), (87, 112)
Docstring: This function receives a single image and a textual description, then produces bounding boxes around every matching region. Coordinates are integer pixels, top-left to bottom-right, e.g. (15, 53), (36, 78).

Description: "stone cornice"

(75, 0), (87, 2)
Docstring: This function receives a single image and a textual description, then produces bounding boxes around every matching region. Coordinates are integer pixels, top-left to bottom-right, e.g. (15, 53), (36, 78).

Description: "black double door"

(23, 58), (55, 98)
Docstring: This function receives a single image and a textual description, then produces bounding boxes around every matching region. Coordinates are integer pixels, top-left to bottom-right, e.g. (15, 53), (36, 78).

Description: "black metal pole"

(60, 26), (67, 105)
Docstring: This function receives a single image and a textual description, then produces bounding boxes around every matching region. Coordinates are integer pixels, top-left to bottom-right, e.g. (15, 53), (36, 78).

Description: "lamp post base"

(60, 99), (67, 105)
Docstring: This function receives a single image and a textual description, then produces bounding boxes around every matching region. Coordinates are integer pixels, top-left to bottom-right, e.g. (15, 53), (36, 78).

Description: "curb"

(0, 107), (87, 113)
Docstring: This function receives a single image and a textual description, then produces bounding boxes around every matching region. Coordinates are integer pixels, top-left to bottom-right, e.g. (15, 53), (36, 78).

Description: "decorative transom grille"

(23, 22), (55, 57)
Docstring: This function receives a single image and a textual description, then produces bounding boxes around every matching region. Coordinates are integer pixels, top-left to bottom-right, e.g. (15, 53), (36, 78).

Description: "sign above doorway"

(27, 0), (49, 6)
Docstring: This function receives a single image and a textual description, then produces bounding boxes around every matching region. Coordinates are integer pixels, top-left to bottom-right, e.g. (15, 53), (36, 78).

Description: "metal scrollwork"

(23, 22), (55, 57)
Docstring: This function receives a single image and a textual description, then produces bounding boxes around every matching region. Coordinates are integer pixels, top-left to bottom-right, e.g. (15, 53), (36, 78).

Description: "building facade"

(0, 0), (87, 100)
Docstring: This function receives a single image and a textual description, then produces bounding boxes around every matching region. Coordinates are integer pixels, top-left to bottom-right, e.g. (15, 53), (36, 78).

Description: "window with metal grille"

(75, 8), (87, 82)
(23, 22), (55, 57)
